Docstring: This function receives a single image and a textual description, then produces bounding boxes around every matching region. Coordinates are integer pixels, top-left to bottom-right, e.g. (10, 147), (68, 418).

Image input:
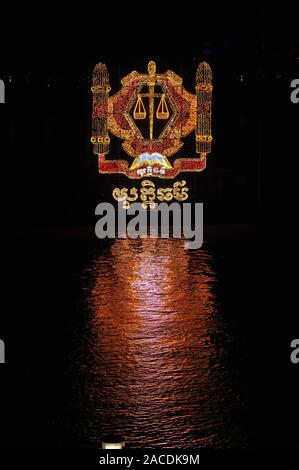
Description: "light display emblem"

(91, 61), (213, 179)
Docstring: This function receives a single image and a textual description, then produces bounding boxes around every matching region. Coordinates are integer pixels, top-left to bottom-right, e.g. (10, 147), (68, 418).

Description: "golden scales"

(133, 61), (170, 141)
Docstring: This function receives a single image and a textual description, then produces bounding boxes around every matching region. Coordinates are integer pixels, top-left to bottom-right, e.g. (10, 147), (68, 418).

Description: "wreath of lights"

(91, 61), (213, 180)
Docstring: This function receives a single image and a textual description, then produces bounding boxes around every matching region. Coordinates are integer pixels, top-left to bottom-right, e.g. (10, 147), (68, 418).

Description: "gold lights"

(112, 180), (189, 209)
(195, 62), (213, 154)
(91, 60), (213, 179)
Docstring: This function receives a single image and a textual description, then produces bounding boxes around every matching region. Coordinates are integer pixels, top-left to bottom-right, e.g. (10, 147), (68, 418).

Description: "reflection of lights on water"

(78, 238), (238, 448)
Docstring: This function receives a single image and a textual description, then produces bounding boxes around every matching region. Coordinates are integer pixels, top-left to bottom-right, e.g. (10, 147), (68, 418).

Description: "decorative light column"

(195, 62), (213, 157)
(91, 63), (111, 155)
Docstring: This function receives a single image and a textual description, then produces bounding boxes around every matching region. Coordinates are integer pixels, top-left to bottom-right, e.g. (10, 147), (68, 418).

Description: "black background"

(0, 1), (298, 457)
(0, 3), (298, 228)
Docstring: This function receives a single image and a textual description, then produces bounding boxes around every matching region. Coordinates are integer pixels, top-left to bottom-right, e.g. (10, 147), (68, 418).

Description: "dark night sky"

(0, 3), (298, 228)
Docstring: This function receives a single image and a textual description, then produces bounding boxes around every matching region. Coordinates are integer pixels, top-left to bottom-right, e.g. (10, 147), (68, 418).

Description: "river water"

(71, 237), (250, 448)
(2, 228), (265, 448)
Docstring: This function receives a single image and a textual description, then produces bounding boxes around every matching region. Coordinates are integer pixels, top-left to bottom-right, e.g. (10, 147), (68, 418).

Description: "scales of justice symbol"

(91, 60), (213, 180)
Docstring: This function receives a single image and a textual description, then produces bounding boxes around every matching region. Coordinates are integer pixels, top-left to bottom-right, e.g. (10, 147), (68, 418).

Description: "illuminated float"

(91, 60), (213, 206)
